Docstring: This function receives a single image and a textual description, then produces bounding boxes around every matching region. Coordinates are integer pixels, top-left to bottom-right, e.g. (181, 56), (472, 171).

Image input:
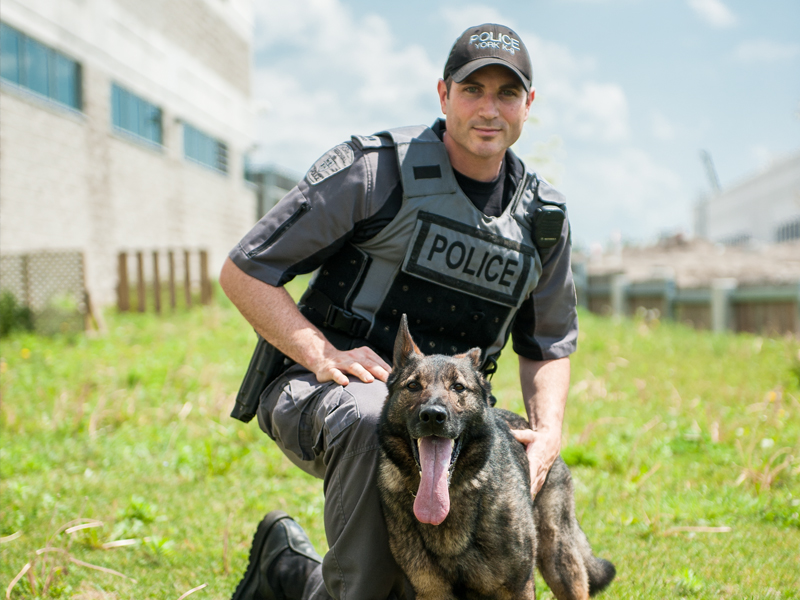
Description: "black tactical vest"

(299, 125), (553, 369)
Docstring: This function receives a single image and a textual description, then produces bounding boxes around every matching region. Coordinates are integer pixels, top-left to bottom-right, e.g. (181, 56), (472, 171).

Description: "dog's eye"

(452, 383), (465, 392)
(406, 381), (421, 391)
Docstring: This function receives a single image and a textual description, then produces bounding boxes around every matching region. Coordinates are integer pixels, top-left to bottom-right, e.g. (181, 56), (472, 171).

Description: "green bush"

(0, 290), (33, 337)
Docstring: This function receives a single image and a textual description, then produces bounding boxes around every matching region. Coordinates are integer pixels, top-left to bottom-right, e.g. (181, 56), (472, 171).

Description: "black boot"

(231, 511), (322, 600)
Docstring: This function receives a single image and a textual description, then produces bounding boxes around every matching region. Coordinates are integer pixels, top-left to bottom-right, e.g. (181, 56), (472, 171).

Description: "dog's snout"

(420, 404), (447, 426)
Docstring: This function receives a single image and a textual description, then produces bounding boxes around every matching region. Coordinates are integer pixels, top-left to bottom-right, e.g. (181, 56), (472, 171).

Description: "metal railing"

(573, 263), (800, 335)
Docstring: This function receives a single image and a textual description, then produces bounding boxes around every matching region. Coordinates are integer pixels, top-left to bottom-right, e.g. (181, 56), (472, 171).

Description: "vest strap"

(301, 289), (371, 339)
(378, 125), (459, 198)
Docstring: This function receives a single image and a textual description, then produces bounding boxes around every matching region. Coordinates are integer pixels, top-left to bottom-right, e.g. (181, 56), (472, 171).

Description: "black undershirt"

(430, 119), (514, 218)
(453, 158), (512, 218)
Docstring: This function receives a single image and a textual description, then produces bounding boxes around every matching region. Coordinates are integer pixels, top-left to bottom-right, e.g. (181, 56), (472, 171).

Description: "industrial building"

(695, 151), (800, 246)
(0, 0), (257, 309)
(579, 150), (800, 336)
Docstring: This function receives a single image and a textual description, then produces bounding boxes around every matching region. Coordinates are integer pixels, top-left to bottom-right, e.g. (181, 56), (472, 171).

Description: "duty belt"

(300, 288), (371, 339)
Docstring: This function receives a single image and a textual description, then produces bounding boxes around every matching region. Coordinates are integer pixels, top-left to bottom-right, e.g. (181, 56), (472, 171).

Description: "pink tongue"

(414, 436), (454, 525)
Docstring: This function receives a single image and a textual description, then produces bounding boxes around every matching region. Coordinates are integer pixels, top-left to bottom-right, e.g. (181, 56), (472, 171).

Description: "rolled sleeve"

(229, 143), (374, 286)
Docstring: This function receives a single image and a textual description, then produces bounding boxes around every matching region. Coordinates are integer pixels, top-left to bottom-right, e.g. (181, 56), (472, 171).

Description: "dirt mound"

(580, 239), (800, 288)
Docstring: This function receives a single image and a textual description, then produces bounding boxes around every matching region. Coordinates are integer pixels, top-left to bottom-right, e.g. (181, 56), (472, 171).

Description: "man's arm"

(219, 258), (390, 386)
(511, 355), (570, 496)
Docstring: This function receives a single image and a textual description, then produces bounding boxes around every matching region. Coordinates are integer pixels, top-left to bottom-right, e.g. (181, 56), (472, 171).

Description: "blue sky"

(250, 0), (800, 248)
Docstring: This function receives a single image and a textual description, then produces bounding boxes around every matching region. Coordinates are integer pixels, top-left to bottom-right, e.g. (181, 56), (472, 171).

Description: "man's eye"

(452, 383), (465, 392)
(407, 381), (421, 391)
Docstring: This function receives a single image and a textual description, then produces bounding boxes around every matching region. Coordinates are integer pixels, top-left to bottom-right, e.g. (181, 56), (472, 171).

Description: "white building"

(695, 151), (800, 246)
(0, 0), (257, 307)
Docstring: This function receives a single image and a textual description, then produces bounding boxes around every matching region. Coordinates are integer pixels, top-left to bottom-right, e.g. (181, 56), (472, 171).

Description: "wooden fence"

(117, 249), (212, 313)
(573, 265), (800, 336)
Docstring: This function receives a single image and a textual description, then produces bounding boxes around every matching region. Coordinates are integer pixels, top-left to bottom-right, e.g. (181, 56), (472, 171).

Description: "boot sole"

(230, 510), (292, 600)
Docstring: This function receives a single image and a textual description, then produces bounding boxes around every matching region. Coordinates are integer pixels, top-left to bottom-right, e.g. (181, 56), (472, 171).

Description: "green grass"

(1, 282), (799, 599)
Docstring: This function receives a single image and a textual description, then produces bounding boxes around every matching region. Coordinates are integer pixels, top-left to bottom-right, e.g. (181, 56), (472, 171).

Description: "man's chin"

(466, 140), (507, 159)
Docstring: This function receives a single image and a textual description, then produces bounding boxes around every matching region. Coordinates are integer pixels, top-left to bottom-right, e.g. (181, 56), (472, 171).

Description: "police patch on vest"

(403, 212), (536, 307)
(306, 144), (355, 185)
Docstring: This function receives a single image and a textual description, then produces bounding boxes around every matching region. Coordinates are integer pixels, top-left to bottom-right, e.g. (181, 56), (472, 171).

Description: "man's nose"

(476, 95), (500, 119)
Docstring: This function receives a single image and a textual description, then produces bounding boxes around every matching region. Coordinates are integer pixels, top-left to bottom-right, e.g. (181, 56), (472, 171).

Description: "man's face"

(438, 65), (534, 164)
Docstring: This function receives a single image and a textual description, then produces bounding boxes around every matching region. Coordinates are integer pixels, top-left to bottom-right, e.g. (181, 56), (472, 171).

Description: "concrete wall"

(0, 0), (256, 306)
(704, 152), (800, 245)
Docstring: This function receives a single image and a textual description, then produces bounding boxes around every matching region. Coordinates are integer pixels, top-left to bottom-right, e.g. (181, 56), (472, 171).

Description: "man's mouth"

(410, 436), (462, 525)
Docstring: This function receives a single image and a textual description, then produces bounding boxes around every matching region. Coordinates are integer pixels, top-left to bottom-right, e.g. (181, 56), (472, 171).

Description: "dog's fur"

(377, 316), (615, 600)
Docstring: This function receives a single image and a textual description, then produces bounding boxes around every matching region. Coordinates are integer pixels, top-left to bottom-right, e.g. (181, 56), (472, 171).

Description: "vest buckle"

(325, 304), (370, 338)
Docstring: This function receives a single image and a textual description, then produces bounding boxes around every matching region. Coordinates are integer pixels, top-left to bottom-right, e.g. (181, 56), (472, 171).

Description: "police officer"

(221, 23), (577, 600)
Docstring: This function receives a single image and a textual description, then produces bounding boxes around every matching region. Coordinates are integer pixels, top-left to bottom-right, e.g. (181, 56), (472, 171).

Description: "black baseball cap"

(443, 24), (532, 92)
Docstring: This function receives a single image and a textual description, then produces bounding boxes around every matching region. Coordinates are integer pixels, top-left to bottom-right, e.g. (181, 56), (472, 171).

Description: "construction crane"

(699, 150), (721, 195)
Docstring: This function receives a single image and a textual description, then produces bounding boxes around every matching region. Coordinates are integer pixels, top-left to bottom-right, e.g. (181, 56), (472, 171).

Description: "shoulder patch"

(306, 143), (355, 185)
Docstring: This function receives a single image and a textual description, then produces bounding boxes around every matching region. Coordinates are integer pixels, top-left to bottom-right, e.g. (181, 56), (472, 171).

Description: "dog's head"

(383, 315), (493, 525)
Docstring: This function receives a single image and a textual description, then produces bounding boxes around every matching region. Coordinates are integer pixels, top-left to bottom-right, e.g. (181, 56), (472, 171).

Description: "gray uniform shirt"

(230, 121), (578, 361)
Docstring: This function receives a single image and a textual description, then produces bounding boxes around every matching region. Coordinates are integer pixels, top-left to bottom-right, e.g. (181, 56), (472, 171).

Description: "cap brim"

(450, 57), (531, 91)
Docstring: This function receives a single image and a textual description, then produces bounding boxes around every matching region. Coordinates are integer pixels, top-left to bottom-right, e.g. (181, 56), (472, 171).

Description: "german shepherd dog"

(377, 316), (615, 600)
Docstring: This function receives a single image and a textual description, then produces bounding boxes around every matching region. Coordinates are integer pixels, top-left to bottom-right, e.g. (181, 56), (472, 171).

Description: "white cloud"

(751, 145), (775, 170)
(687, 0), (737, 28)
(565, 82), (629, 142)
(520, 134), (567, 187)
(368, 3), (628, 144)
(438, 5), (507, 37)
(510, 31), (629, 143)
(251, 0), (633, 171)
(567, 149), (684, 244)
(250, 1), (680, 246)
(531, 79), (629, 143)
(735, 40), (800, 64)
(250, 0), (440, 170)
(651, 110), (676, 141)
(581, 149), (681, 210)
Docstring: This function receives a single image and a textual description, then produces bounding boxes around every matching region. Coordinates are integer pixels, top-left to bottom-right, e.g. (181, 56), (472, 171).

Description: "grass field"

(1, 280), (799, 599)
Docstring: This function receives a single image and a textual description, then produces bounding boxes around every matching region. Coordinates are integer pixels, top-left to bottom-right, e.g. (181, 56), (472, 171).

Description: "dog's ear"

(456, 347), (482, 370)
(394, 314), (421, 369)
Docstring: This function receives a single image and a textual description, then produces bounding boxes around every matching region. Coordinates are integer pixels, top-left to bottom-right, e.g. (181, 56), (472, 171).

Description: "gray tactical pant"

(257, 364), (412, 600)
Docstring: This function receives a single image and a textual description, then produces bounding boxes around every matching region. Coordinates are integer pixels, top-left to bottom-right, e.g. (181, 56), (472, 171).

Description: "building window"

(719, 233), (751, 247)
(184, 123), (228, 174)
(244, 153), (256, 183)
(111, 83), (163, 145)
(0, 22), (82, 110)
(775, 217), (800, 243)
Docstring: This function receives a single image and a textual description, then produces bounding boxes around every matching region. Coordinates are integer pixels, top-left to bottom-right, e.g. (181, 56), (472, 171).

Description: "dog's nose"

(420, 404), (447, 426)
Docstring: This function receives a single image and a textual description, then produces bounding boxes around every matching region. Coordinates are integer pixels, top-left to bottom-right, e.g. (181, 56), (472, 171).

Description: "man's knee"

(338, 379), (387, 451)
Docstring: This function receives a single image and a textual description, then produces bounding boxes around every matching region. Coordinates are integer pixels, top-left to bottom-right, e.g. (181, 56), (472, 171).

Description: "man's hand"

(510, 428), (561, 497)
(220, 259), (392, 387)
(314, 346), (391, 386)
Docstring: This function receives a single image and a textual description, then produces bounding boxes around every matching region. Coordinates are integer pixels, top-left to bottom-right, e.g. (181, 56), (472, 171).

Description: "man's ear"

(393, 314), (421, 370)
(522, 87), (535, 121)
(437, 78), (448, 115)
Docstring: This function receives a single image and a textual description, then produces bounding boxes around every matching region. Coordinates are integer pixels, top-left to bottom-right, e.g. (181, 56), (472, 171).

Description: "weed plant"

(0, 292), (34, 338)
(1, 281), (798, 598)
